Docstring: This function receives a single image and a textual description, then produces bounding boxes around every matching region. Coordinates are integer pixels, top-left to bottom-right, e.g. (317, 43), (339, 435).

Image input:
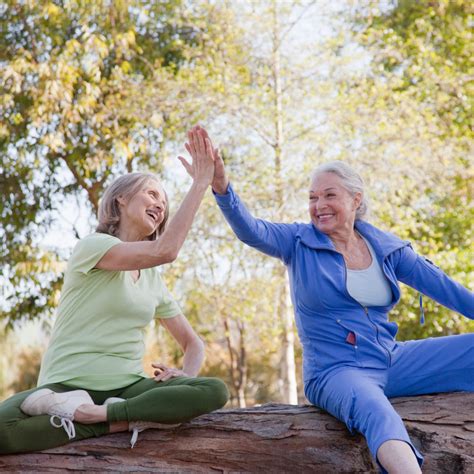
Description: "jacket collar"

(296, 220), (409, 257)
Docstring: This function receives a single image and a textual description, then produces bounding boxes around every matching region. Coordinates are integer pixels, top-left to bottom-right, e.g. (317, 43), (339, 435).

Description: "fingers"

(195, 129), (206, 156)
(187, 125), (214, 157)
(151, 362), (168, 370)
(194, 124), (210, 142)
(157, 372), (174, 382)
(152, 366), (187, 382)
(181, 125), (217, 186)
(187, 130), (197, 157)
(177, 156), (193, 176)
(205, 138), (215, 161)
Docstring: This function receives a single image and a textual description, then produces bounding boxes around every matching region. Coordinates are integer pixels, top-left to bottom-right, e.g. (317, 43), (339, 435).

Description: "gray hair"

(311, 161), (369, 220)
(96, 173), (169, 240)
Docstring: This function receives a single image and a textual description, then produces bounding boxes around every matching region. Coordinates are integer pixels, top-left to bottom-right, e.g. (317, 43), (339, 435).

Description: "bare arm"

(96, 126), (217, 271)
(152, 314), (205, 380)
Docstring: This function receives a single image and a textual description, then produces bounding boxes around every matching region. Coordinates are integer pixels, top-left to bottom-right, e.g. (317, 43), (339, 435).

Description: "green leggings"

(0, 376), (228, 454)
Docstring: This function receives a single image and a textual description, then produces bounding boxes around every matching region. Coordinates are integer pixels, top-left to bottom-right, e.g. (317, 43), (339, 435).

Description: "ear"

(116, 195), (126, 207)
(353, 192), (362, 210)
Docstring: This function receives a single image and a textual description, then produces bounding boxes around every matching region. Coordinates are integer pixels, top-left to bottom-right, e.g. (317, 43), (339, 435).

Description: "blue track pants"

(305, 333), (474, 472)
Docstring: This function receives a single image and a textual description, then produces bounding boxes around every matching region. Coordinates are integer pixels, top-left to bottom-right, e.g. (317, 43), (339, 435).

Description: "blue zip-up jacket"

(215, 184), (474, 386)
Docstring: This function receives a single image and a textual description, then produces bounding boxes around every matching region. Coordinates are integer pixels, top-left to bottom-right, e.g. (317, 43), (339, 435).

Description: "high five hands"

(177, 125), (215, 187)
(178, 125), (229, 194)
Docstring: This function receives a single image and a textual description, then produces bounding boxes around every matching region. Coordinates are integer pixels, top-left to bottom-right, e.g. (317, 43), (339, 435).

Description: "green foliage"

(391, 171), (474, 339)
(0, 0), (231, 327)
(359, 0), (472, 140)
(349, 0), (473, 339)
(1, 0), (471, 405)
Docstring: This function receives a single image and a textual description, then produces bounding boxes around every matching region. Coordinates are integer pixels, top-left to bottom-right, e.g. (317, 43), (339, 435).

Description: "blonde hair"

(311, 161), (369, 220)
(96, 173), (169, 240)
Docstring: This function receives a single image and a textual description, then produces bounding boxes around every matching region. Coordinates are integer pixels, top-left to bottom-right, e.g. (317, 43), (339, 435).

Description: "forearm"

(182, 338), (205, 377)
(398, 250), (474, 319)
(154, 181), (208, 262)
(214, 183), (295, 261)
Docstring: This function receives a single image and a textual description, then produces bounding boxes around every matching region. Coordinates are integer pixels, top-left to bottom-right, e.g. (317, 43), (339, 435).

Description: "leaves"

(1, 0), (472, 404)
(0, 0), (223, 326)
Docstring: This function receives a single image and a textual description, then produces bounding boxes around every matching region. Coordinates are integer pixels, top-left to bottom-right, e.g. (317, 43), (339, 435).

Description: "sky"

(2, 0), (388, 355)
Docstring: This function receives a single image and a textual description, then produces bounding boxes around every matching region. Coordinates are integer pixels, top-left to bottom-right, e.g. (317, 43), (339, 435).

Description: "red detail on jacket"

(346, 332), (357, 346)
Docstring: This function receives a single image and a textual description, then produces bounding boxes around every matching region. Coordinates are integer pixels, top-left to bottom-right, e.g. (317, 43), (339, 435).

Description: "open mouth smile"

(317, 213), (335, 222)
(145, 209), (160, 224)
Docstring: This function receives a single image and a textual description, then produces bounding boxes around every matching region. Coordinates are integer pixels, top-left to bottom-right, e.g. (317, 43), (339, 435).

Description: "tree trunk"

(277, 273), (298, 404)
(271, 0), (298, 405)
(1, 392), (472, 473)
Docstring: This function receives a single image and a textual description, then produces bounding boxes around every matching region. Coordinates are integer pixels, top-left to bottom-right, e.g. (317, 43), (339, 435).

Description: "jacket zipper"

(340, 253), (393, 367)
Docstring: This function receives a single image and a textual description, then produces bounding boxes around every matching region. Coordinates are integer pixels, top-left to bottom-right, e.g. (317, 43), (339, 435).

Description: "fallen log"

(1, 392), (473, 473)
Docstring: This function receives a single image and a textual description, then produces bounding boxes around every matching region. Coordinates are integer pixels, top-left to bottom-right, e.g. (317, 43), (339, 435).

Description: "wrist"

(212, 180), (229, 195)
(191, 180), (210, 193)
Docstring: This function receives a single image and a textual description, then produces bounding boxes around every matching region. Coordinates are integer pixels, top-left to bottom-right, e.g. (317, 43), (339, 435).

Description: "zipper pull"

(363, 307), (368, 315)
(419, 293), (425, 325)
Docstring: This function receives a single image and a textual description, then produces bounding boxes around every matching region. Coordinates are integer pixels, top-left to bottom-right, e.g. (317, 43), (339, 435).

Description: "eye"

(327, 193), (336, 198)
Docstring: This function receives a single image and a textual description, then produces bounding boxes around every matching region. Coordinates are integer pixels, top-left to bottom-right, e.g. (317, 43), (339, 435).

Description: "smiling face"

(309, 172), (362, 237)
(118, 179), (167, 241)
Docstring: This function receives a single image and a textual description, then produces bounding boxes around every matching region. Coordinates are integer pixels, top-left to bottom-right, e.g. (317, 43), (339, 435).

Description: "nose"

(315, 199), (327, 211)
(155, 200), (165, 212)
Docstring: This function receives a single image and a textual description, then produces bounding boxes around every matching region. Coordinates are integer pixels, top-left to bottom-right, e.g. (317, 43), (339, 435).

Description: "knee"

(0, 423), (17, 455)
(202, 378), (229, 410)
(356, 395), (392, 423)
(353, 396), (402, 435)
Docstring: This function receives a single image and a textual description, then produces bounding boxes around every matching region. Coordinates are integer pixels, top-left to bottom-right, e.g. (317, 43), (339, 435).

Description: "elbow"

(157, 246), (179, 264)
(186, 336), (205, 354)
(163, 251), (178, 264)
(198, 337), (205, 352)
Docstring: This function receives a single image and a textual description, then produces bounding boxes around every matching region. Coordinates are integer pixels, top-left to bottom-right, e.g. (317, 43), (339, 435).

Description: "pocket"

(336, 319), (358, 345)
(335, 319), (360, 364)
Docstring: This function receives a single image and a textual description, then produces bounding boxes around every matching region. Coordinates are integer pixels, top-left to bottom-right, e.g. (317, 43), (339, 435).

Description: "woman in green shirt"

(0, 126), (229, 454)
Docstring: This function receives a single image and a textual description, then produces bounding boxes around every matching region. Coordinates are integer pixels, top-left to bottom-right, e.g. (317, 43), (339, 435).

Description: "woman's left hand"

(152, 362), (188, 382)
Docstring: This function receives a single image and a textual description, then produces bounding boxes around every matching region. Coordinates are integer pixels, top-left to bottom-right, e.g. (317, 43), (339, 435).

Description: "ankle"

(109, 421), (129, 433)
(74, 404), (107, 424)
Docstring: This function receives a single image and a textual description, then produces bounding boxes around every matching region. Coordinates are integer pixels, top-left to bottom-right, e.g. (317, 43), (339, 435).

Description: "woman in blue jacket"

(206, 127), (473, 474)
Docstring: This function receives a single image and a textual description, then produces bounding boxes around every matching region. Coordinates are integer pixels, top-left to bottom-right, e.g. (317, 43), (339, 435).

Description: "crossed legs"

(0, 376), (228, 454)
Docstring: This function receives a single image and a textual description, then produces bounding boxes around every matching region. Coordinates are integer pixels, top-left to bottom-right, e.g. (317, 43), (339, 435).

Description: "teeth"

(146, 211), (156, 221)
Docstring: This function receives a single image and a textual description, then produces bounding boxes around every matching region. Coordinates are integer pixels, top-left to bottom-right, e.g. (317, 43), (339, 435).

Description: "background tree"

(179, 0), (352, 405)
(2, 0), (472, 404)
(340, 0), (474, 337)
(0, 0), (235, 328)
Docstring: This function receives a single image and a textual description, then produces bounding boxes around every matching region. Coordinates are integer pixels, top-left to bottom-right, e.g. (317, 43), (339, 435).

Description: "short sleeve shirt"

(37, 233), (181, 390)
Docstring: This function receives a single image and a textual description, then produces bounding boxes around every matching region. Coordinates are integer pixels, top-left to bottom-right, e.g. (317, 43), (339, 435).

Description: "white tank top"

(346, 236), (392, 307)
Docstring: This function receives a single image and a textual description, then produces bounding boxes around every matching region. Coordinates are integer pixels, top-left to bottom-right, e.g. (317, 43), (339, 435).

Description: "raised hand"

(211, 147), (229, 195)
(178, 125), (215, 187)
(187, 126), (229, 194)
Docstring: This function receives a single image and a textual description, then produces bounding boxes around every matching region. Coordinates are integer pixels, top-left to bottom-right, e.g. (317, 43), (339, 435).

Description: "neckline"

(346, 234), (374, 272)
(130, 270), (141, 284)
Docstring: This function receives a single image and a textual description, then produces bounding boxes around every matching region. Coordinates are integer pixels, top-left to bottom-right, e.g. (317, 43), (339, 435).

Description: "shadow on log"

(1, 392), (473, 473)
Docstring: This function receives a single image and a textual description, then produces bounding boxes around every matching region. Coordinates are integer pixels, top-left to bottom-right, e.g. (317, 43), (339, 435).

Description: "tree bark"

(1, 392), (472, 473)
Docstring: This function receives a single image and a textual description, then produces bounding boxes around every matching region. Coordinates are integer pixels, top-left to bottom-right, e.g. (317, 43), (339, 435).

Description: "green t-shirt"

(37, 232), (181, 390)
